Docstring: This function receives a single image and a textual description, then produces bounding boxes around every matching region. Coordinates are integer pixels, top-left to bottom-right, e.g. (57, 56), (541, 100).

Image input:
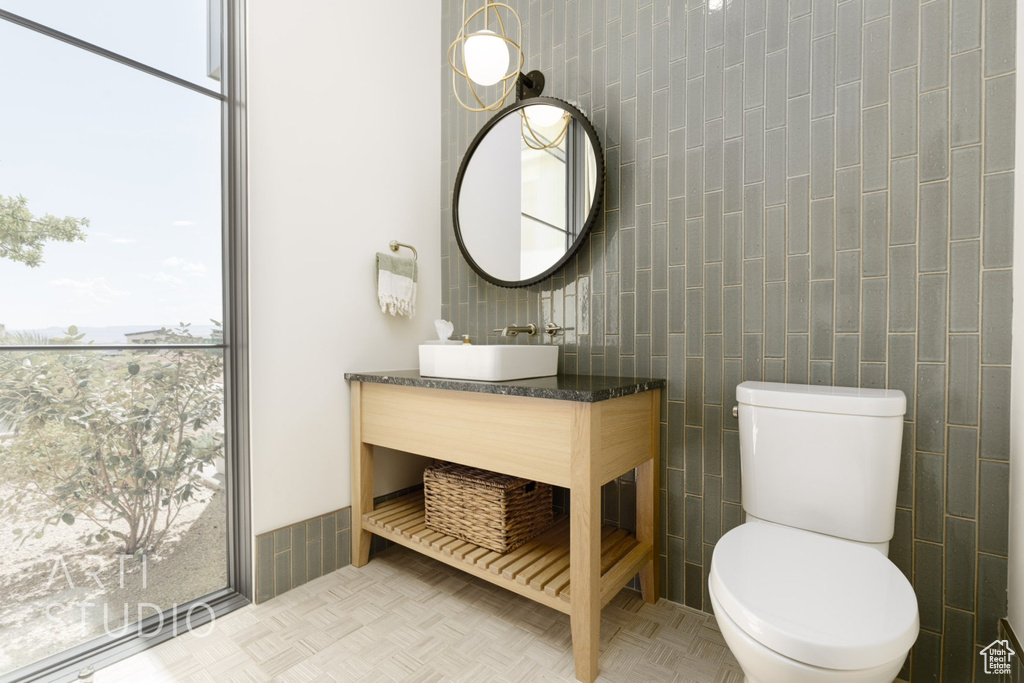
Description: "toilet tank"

(736, 381), (907, 544)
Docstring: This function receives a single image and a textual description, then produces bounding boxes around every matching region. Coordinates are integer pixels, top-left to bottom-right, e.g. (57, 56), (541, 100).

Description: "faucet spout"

(492, 323), (538, 338)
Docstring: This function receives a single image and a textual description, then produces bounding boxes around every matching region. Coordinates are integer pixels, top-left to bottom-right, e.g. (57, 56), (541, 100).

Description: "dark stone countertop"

(344, 369), (665, 403)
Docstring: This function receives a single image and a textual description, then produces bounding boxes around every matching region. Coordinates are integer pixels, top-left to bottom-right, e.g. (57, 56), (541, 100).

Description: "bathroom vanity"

(344, 370), (663, 683)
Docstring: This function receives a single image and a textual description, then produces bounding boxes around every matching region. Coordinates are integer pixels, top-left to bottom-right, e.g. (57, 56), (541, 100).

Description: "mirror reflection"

(455, 100), (602, 286)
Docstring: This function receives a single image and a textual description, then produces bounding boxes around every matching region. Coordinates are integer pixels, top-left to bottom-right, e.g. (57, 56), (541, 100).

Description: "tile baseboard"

(999, 619), (1023, 682)
(254, 484), (423, 604)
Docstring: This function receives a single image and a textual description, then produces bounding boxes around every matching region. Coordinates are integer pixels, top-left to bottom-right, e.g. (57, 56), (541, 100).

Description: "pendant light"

(448, 1), (544, 112)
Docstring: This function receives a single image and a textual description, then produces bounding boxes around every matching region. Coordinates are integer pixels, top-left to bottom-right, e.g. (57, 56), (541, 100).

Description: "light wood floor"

(96, 546), (742, 682)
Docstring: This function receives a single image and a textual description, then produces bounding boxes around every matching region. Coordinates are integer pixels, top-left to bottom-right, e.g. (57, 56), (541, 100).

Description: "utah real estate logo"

(980, 639), (1016, 675)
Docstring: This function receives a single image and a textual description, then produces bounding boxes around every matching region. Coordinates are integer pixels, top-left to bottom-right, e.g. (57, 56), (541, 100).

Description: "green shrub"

(0, 325), (223, 555)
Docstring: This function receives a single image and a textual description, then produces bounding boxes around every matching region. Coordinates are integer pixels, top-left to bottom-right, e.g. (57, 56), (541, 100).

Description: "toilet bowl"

(710, 382), (919, 682)
(709, 589), (907, 683)
(708, 523), (918, 683)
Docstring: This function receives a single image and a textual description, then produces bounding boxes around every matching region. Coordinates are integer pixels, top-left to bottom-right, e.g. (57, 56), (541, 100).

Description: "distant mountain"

(4, 324), (218, 345)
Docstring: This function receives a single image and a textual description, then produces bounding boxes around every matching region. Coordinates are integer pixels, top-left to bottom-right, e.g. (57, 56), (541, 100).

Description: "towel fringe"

(379, 292), (416, 317)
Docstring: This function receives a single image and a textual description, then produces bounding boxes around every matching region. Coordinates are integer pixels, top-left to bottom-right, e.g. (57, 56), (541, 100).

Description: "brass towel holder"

(388, 240), (418, 261)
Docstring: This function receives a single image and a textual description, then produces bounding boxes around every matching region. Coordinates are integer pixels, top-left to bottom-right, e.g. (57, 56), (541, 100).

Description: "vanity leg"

(350, 381), (374, 568)
(637, 389), (661, 604)
(570, 403), (601, 683)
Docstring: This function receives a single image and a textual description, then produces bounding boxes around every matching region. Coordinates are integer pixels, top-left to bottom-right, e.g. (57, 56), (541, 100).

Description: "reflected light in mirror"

(521, 104), (570, 151)
(464, 29), (510, 86)
(525, 104), (566, 127)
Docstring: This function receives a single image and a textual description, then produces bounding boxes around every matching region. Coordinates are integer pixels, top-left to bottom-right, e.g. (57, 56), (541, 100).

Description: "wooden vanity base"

(350, 380), (661, 683)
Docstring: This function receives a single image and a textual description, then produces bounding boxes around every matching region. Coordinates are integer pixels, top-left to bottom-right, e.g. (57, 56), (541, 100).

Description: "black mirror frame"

(452, 96), (606, 289)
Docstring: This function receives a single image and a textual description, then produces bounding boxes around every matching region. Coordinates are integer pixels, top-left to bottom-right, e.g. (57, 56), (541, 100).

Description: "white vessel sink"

(419, 343), (559, 382)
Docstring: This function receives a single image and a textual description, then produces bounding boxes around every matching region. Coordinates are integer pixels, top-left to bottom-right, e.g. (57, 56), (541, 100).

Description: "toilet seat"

(709, 523), (919, 671)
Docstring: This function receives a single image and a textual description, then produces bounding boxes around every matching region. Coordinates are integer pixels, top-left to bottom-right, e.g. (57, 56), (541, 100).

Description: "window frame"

(0, 2), (250, 680)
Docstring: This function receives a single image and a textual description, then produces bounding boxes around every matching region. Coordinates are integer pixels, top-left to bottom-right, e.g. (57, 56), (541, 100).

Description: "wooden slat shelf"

(363, 493), (653, 616)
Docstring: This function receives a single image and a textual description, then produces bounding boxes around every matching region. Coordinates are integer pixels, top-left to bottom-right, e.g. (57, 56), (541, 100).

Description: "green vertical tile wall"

(440, 1), (1013, 680)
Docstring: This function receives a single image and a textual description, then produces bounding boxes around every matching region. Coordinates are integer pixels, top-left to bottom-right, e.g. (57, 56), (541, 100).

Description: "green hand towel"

(376, 252), (418, 317)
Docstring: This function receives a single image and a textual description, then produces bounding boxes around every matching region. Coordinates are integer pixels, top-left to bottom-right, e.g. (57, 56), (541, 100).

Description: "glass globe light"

(464, 30), (510, 86)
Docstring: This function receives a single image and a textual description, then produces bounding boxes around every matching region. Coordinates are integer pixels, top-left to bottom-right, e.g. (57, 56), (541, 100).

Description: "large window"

(0, 3), (247, 679)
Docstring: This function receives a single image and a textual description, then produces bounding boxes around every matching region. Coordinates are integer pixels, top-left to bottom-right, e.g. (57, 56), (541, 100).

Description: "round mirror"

(453, 97), (605, 288)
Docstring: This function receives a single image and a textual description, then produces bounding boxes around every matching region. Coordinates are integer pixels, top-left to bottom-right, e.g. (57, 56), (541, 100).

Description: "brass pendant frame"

(447, 1), (524, 113)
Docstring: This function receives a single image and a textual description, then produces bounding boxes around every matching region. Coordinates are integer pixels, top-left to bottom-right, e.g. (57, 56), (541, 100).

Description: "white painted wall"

(1007, 10), (1024, 630)
(247, 0), (441, 535)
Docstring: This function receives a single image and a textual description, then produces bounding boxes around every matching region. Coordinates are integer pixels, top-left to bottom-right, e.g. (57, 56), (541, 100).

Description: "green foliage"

(0, 194), (88, 267)
(0, 325), (223, 554)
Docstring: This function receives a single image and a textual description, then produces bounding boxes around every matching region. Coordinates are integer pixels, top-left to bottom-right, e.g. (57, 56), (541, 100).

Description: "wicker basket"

(423, 462), (553, 554)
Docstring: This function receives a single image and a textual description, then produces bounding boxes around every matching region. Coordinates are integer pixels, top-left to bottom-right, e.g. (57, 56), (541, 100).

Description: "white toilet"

(708, 381), (920, 683)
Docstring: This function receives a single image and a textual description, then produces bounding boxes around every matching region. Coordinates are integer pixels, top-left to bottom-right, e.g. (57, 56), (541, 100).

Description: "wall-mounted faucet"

(494, 323), (537, 337)
(493, 322), (565, 338)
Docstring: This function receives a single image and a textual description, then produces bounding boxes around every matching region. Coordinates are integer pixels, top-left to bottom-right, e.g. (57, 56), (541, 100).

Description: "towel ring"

(389, 240), (418, 261)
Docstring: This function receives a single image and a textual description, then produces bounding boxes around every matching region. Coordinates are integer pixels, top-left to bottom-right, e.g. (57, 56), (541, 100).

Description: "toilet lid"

(709, 523), (919, 671)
